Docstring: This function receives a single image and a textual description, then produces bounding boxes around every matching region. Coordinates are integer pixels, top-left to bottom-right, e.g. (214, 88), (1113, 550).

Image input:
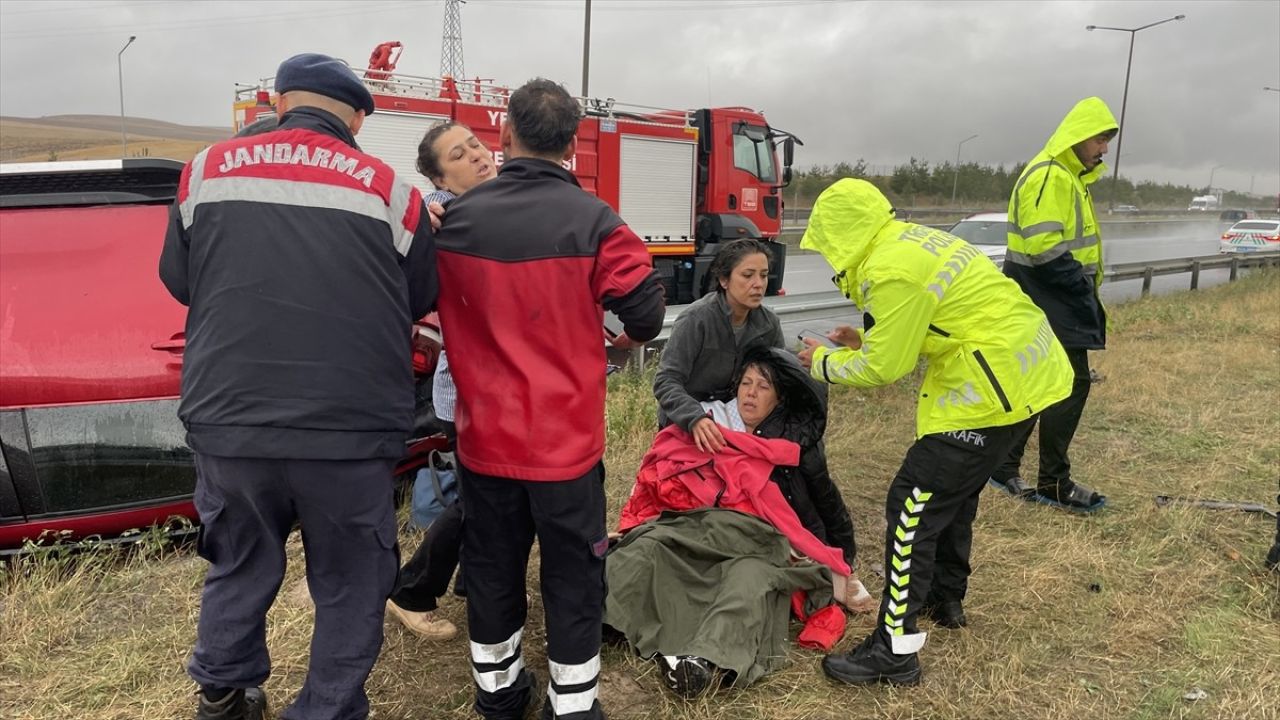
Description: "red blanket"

(618, 425), (851, 576)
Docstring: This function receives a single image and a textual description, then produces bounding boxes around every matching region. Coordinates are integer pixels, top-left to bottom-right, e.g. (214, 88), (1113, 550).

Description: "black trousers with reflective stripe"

(459, 461), (607, 720)
(188, 454), (399, 720)
(996, 347), (1091, 488)
(874, 420), (1033, 648)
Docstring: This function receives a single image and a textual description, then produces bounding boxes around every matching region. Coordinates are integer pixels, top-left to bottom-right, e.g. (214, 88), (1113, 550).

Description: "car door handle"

(151, 335), (186, 355)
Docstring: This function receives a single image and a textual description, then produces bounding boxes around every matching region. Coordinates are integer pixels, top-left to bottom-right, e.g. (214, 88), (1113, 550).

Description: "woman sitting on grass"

(606, 346), (872, 698)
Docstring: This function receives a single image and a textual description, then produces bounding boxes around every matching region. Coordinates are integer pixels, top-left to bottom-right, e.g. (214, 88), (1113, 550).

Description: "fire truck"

(233, 43), (800, 304)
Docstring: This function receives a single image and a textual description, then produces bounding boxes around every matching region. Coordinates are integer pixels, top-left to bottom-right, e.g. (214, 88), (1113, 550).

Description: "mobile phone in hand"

(603, 324), (620, 340)
(797, 328), (837, 347)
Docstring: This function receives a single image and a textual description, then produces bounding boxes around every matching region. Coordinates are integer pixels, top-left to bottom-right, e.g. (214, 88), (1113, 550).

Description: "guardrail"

(614, 250), (1279, 371)
(779, 217), (1230, 234)
(1107, 250), (1280, 296)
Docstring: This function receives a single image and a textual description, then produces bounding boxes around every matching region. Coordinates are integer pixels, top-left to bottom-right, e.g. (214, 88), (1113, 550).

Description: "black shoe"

(194, 687), (267, 720)
(654, 654), (714, 698)
(821, 636), (921, 686)
(921, 600), (967, 629)
(988, 475), (1034, 499)
(1267, 541), (1280, 572)
(1036, 480), (1105, 513)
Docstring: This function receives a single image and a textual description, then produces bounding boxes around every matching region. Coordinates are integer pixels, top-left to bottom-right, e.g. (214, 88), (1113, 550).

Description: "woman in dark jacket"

(609, 345), (870, 699)
(653, 239), (785, 453)
(737, 346), (859, 573)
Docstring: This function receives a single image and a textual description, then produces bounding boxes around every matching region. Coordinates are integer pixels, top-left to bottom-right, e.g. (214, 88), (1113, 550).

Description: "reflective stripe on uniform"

(547, 654), (601, 716)
(549, 654), (600, 686)
(471, 627), (525, 693)
(884, 487), (931, 638)
(179, 147), (211, 229)
(386, 176), (417, 256)
(470, 626), (523, 664)
(1007, 220), (1064, 238)
(473, 659), (525, 694)
(1005, 233), (1100, 266)
(189, 176), (395, 233)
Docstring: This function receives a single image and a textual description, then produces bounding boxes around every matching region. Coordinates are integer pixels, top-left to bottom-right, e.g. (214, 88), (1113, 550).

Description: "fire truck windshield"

(732, 124), (777, 184)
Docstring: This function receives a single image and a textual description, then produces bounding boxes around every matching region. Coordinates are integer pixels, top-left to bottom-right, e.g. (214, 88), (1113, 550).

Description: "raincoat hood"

(741, 346), (828, 446)
(1043, 97), (1118, 176)
(800, 178), (895, 275)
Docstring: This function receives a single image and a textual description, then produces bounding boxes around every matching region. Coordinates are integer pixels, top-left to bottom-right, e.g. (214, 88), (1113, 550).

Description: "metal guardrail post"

(1229, 256), (1239, 282)
(1141, 267), (1154, 296)
(626, 345), (649, 374)
(1190, 260), (1200, 290)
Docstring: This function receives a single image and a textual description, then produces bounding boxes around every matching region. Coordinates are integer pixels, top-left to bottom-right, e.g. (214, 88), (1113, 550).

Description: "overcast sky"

(1, 0), (1277, 194)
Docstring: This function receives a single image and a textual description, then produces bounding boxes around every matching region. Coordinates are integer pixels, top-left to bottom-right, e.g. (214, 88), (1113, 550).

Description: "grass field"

(0, 119), (210, 163)
(2, 272), (1278, 720)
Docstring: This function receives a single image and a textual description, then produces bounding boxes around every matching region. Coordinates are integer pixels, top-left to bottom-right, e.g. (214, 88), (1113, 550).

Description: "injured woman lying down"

(605, 346), (874, 698)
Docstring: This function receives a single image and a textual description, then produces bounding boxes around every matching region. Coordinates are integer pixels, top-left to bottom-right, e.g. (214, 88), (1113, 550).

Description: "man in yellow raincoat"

(798, 179), (1071, 685)
(989, 97), (1117, 513)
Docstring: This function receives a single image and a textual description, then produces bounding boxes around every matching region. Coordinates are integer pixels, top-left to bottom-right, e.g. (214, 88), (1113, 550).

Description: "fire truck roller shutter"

(618, 136), (696, 243)
(357, 111), (450, 195)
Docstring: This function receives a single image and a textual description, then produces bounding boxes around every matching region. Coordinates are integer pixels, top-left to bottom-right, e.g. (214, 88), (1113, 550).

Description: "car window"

(24, 399), (194, 513)
(948, 220), (1007, 246)
(1231, 221), (1279, 231)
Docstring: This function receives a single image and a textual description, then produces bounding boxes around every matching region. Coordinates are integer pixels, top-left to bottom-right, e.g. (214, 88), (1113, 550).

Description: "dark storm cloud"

(1, 0), (1276, 193)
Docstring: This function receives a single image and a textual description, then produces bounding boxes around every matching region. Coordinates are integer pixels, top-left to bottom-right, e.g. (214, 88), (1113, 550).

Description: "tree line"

(789, 159), (1270, 211)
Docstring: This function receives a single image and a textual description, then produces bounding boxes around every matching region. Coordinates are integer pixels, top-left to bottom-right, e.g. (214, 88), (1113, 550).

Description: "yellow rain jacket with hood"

(1004, 97), (1118, 349)
(801, 179), (1072, 438)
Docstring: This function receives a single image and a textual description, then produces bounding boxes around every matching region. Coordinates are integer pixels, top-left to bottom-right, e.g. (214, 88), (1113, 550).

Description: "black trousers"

(460, 462), (608, 720)
(391, 420), (464, 611)
(391, 499), (464, 611)
(996, 348), (1092, 488)
(187, 454), (399, 720)
(873, 420), (1034, 654)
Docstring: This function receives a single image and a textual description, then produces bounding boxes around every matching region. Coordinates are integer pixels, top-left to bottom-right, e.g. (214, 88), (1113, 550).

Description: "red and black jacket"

(435, 158), (664, 480)
(159, 107), (437, 460)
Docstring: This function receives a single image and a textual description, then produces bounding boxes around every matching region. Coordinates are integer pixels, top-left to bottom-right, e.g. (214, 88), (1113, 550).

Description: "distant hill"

(0, 114), (231, 163)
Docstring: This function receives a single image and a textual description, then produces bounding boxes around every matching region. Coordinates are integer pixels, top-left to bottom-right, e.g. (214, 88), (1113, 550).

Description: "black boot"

(654, 654), (715, 698)
(922, 599), (967, 629)
(821, 635), (921, 686)
(194, 687), (267, 720)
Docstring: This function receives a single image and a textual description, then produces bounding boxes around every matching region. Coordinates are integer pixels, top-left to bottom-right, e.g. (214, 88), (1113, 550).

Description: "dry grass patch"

(0, 119), (209, 163)
(3, 271), (1278, 719)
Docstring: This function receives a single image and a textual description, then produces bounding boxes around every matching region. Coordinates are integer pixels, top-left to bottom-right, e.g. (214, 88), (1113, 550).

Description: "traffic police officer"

(798, 179), (1072, 685)
(989, 97), (1118, 512)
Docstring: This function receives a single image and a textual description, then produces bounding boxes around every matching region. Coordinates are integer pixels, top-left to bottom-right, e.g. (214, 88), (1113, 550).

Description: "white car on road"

(946, 212), (1008, 266)
(1219, 219), (1280, 254)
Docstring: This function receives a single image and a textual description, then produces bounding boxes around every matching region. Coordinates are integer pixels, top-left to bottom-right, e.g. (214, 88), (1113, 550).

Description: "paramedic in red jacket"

(434, 78), (666, 720)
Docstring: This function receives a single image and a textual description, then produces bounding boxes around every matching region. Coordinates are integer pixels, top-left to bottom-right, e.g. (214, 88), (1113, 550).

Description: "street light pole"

(1086, 14), (1185, 211)
(581, 0), (591, 97)
(1208, 164), (1223, 193)
(117, 35), (136, 157)
(951, 133), (978, 206)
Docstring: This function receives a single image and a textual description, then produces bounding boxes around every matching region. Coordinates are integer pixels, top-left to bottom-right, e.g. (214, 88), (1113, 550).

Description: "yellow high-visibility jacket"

(801, 179), (1072, 438)
(1005, 96), (1118, 349)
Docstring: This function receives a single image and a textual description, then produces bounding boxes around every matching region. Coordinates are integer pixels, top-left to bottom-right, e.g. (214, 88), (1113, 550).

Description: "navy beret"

(275, 53), (375, 116)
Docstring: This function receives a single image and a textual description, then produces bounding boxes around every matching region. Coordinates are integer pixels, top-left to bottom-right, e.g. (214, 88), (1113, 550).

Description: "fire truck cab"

(234, 55), (798, 304)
